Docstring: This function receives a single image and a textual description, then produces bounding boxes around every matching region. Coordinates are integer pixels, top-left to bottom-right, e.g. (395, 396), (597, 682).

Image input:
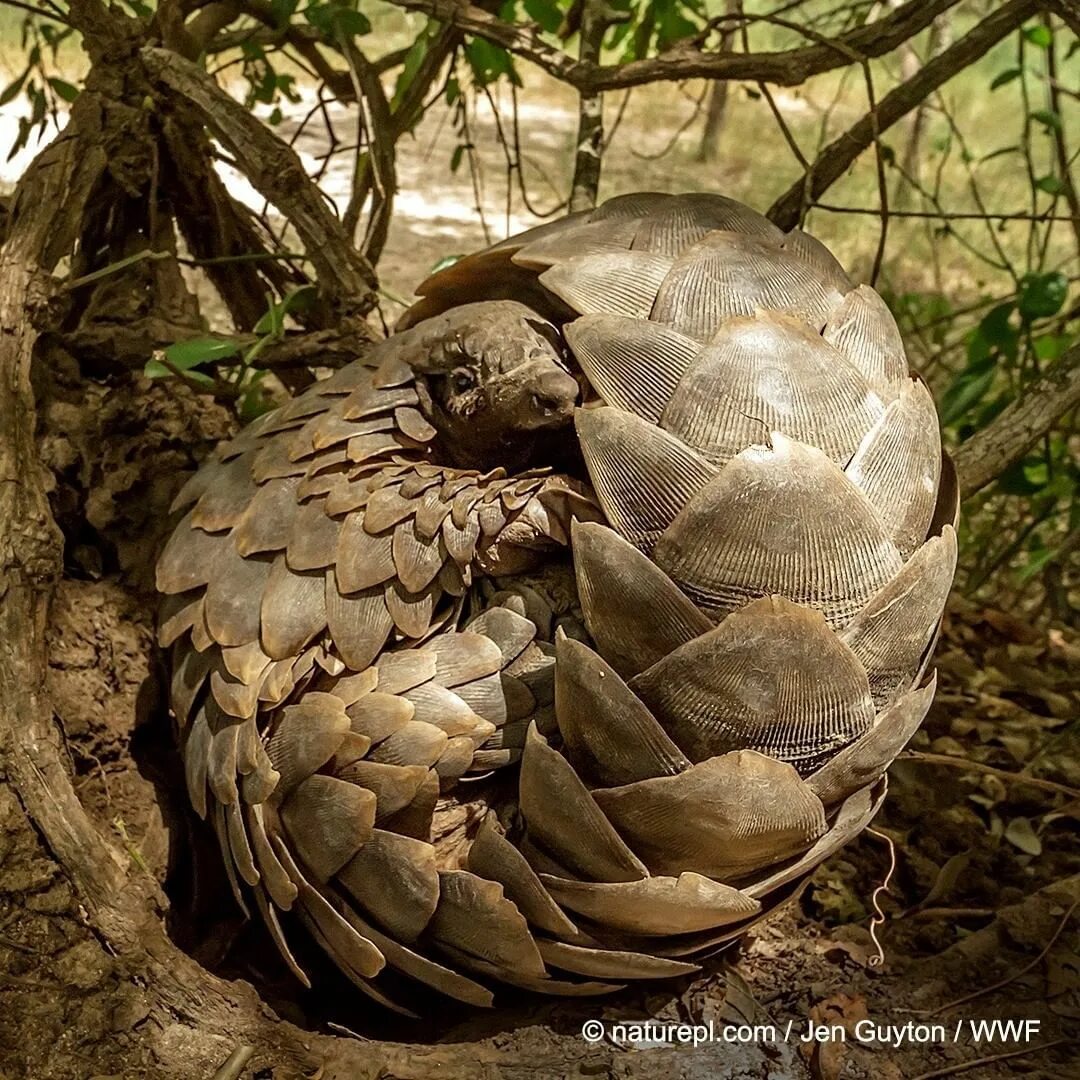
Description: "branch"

(953, 342), (1080, 500)
(387, 0), (957, 92)
(139, 46), (377, 318)
(768, 0), (1039, 230)
(1047, 0), (1080, 38)
(338, 32), (397, 264)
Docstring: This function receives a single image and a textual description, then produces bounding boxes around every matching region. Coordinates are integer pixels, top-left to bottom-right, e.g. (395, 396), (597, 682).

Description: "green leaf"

(269, 0), (299, 25)
(989, 67), (1021, 90)
(998, 457), (1048, 495)
(1032, 332), (1071, 363)
(253, 285), (317, 336)
(1017, 271), (1068, 320)
(965, 302), (1017, 372)
(522, 0), (562, 33)
(334, 9), (372, 37)
(450, 143), (465, 174)
(0, 69), (28, 107)
(1022, 25), (1052, 48)
(464, 38), (520, 87)
(1035, 174), (1066, 196)
(1030, 108), (1062, 131)
(940, 368), (996, 427)
(144, 358), (216, 386)
(48, 77), (79, 103)
(163, 337), (242, 370)
(1016, 544), (1056, 583)
(429, 254), (463, 275)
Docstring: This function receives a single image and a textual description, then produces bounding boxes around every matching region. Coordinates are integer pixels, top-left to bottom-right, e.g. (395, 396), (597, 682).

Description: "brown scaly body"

(158, 192), (957, 1011)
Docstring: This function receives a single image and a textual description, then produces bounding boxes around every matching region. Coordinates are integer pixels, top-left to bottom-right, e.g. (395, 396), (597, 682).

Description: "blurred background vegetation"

(1, 0), (1077, 620)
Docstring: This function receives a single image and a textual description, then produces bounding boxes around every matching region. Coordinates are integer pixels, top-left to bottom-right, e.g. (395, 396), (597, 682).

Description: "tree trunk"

(695, 1), (742, 163)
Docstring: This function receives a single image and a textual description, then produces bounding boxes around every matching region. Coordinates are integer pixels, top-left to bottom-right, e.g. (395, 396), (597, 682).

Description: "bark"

(953, 342), (1080, 500)
(568, 1), (622, 212)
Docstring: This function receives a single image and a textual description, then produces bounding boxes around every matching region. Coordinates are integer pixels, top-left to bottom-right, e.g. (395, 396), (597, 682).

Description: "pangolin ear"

(524, 315), (563, 354)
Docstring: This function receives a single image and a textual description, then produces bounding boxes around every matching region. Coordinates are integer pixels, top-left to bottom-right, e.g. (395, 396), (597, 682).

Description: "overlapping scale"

(572, 520), (712, 679)
(592, 750), (828, 881)
(808, 679), (935, 805)
(519, 723), (648, 883)
(653, 434), (904, 626)
(823, 284), (909, 395)
(650, 231), (848, 341)
(846, 379), (942, 559)
(554, 633), (690, 785)
(631, 193), (780, 254)
(840, 528), (957, 707)
(564, 314), (700, 423)
(538, 251), (674, 320)
(575, 406), (716, 551)
(629, 596), (875, 766)
(660, 312), (885, 465)
(538, 873), (760, 935)
(337, 829), (439, 941)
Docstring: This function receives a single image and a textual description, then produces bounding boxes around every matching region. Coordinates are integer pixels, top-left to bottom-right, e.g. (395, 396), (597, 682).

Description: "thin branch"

(768, 0), (1038, 230)
(909, 1041), (1070, 1080)
(811, 204), (1080, 223)
(1043, 12), (1080, 255)
(899, 750), (1080, 801)
(0, 0), (70, 22)
(337, 32), (396, 265)
(387, 0), (956, 92)
(140, 46), (377, 317)
(925, 902), (1078, 1017)
(952, 342), (1080, 499)
(568, 1), (627, 211)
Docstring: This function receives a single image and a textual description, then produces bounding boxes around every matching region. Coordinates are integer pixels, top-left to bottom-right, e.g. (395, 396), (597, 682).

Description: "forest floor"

(0, 45), (1077, 1080)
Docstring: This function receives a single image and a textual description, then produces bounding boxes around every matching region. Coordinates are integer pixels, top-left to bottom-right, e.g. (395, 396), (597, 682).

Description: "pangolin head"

(396, 300), (581, 469)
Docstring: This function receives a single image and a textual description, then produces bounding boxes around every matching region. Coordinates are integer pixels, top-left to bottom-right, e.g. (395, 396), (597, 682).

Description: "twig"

(140, 46), (376, 317)
(211, 1045), (255, 1080)
(902, 906), (994, 921)
(898, 750), (1080, 800)
(0, 0), (70, 24)
(60, 249), (171, 292)
(811, 204), (1080, 222)
(388, 0), (954, 93)
(768, 0), (1039, 230)
(909, 1041), (1069, 1080)
(925, 901), (1078, 1016)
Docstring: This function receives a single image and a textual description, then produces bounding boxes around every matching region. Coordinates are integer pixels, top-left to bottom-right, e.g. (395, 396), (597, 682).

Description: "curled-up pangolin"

(158, 192), (958, 1010)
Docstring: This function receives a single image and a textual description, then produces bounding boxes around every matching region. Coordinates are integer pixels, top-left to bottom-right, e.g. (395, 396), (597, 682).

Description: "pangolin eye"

(451, 367), (476, 392)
